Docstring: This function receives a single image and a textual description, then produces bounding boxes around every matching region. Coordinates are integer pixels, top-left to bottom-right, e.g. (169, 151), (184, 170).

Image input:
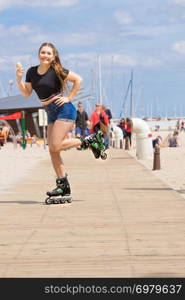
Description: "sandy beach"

(0, 142), (50, 193)
(130, 130), (185, 199)
(0, 130), (185, 200)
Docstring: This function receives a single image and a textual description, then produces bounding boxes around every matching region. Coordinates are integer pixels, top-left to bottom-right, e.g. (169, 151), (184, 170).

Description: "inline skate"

(81, 130), (107, 160)
(45, 175), (73, 205)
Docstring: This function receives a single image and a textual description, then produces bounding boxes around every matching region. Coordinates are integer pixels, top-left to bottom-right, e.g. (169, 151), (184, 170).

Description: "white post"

(132, 118), (153, 159)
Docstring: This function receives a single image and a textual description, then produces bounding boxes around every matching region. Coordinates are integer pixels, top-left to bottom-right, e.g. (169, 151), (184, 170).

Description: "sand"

(0, 131), (185, 200)
(0, 142), (50, 193)
(130, 130), (185, 199)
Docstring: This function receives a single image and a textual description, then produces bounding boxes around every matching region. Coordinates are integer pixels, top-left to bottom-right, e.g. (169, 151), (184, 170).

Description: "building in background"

(0, 92), (43, 137)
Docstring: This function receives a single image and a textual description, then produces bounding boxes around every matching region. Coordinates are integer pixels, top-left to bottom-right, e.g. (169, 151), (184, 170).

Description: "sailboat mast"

(130, 69), (133, 118)
(97, 54), (102, 104)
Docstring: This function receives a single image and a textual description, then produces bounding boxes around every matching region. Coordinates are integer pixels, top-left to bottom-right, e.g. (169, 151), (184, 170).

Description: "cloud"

(106, 53), (136, 66)
(0, 24), (34, 38)
(65, 52), (137, 67)
(0, 0), (78, 10)
(0, 54), (32, 70)
(172, 40), (185, 54)
(114, 9), (133, 25)
(173, 0), (185, 4)
(65, 52), (162, 69)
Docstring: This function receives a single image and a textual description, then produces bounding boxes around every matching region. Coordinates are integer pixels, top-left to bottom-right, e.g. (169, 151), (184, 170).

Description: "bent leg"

(49, 120), (82, 152)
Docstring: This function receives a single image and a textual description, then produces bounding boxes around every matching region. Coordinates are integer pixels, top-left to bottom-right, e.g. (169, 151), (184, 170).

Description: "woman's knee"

(49, 142), (63, 153)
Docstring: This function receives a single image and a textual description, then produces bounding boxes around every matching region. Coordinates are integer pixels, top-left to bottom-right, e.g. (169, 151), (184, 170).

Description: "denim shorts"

(45, 101), (77, 124)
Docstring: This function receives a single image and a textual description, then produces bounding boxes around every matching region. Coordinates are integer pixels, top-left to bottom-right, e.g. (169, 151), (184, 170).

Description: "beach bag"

(93, 121), (108, 135)
(99, 114), (108, 134)
(93, 113), (108, 134)
(100, 121), (108, 134)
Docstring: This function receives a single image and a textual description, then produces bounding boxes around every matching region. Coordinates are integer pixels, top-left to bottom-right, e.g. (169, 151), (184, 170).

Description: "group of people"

(152, 130), (181, 148)
(16, 130), (40, 147)
(117, 118), (133, 146)
(75, 101), (112, 150)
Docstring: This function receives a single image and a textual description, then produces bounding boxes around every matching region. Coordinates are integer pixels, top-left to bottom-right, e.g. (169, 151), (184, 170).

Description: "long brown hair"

(38, 42), (67, 92)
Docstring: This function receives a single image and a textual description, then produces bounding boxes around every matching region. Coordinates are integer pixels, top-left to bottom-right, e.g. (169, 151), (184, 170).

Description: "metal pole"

(98, 54), (102, 103)
(130, 69), (133, 118)
(21, 111), (26, 149)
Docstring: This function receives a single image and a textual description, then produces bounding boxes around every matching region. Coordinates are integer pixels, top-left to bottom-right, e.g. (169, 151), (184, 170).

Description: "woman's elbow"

(77, 76), (83, 86)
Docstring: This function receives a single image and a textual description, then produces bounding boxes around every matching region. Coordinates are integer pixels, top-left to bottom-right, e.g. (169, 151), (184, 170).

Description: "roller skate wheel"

(53, 198), (60, 204)
(67, 197), (73, 203)
(101, 153), (107, 160)
(60, 198), (66, 204)
(45, 197), (52, 205)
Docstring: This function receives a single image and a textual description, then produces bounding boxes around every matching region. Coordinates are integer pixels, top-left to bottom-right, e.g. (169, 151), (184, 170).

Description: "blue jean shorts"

(45, 101), (77, 124)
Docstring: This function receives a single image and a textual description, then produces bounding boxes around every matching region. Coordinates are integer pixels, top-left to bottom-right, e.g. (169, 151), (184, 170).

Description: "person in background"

(168, 130), (181, 147)
(180, 120), (185, 132)
(75, 102), (89, 138)
(101, 104), (111, 149)
(104, 105), (112, 122)
(16, 131), (22, 146)
(90, 103), (109, 133)
(118, 118), (127, 138)
(176, 120), (180, 130)
(90, 103), (109, 149)
(124, 118), (132, 147)
(25, 130), (31, 138)
(152, 135), (162, 148)
(0, 124), (10, 143)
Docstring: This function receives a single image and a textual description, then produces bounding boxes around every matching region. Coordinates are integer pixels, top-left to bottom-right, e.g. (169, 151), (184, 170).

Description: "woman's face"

(39, 46), (55, 65)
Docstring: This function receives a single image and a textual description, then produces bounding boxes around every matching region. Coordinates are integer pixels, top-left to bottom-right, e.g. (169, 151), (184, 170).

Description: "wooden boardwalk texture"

(0, 148), (185, 277)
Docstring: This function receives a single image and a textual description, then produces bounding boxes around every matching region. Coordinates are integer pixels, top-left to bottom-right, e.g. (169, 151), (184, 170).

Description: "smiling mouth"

(42, 59), (50, 62)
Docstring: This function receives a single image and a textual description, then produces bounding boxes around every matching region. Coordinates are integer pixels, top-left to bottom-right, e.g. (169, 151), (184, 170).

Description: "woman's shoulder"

(27, 65), (38, 74)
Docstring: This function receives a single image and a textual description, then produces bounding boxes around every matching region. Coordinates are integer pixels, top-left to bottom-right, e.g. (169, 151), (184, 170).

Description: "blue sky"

(0, 0), (185, 117)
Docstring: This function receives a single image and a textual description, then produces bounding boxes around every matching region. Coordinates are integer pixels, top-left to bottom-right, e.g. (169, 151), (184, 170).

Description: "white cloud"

(114, 10), (133, 25)
(60, 33), (99, 46)
(0, 24), (34, 37)
(139, 57), (162, 67)
(0, 0), (78, 10)
(0, 54), (32, 70)
(65, 52), (162, 69)
(173, 0), (185, 4)
(107, 53), (136, 66)
(172, 40), (185, 54)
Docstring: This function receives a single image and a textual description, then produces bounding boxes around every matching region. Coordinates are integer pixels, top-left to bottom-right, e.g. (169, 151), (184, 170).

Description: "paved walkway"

(0, 148), (185, 277)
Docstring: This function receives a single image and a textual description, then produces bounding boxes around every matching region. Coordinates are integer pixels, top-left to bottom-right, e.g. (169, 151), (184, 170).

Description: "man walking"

(75, 102), (89, 139)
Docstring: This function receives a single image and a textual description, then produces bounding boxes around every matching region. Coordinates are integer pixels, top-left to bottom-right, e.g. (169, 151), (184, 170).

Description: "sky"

(0, 0), (185, 118)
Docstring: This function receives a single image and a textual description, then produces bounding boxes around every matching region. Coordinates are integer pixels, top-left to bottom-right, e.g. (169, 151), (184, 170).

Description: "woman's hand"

(16, 62), (23, 81)
(55, 96), (71, 106)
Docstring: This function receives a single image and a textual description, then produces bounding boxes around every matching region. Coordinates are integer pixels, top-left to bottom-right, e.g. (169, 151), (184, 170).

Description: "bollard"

(125, 136), (130, 150)
(120, 139), (123, 149)
(153, 146), (161, 170)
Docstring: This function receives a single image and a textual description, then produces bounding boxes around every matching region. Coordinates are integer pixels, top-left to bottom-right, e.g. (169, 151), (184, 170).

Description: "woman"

(16, 42), (102, 199)
(124, 118), (132, 147)
(168, 130), (181, 147)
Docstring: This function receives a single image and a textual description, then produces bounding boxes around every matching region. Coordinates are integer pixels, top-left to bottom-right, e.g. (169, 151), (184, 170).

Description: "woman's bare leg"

(49, 120), (82, 152)
(47, 121), (82, 178)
